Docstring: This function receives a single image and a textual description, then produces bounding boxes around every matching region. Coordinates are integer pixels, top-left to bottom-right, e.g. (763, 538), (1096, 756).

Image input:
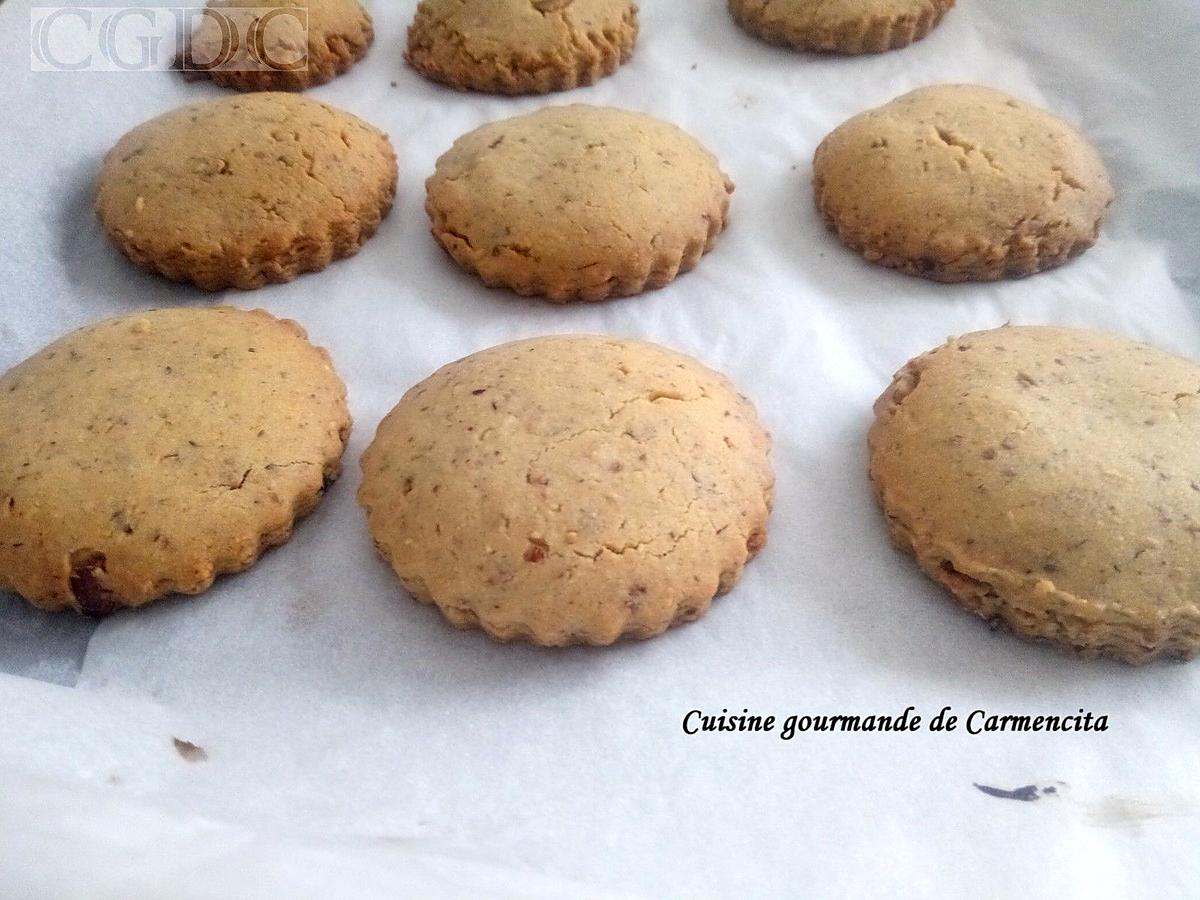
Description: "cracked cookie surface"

(869, 326), (1200, 663)
(813, 84), (1114, 282)
(729, 0), (955, 54)
(358, 335), (774, 646)
(0, 307), (351, 615)
(406, 0), (638, 94)
(425, 104), (734, 302)
(180, 0), (374, 92)
(96, 92), (397, 291)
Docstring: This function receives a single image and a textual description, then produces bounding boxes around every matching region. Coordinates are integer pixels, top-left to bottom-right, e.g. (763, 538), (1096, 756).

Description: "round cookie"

(812, 85), (1114, 282)
(358, 336), (774, 646)
(869, 326), (1200, 663)
(425, 105), (734, 302)
(180, 0), (374, 92)
(406, 0), (638, 95)
(96, 93), (397, 291)
(0, 307), (350, 616)
(729, 0), (955, 54)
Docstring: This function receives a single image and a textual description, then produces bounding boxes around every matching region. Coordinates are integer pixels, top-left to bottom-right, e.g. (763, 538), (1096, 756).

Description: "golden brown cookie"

(180, 0), (374, 92)
(96, 93), (397, 291)
(358, 336), (774, 646)
(729, 0), (954, 54)
(813, 85), (1114, 282)
(0, 307), (350, 616)
(425, 105), (734, 302)
(406, 0), (638, 94)
(869, 326), (1200, 663)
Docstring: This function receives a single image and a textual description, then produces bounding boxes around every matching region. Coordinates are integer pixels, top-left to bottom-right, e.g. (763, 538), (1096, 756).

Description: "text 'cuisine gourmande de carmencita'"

(681, 707), (1110, 739)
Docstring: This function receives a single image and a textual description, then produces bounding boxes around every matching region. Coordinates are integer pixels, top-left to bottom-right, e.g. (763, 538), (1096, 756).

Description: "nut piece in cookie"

(425, 104), (734, 302)
(813, 84), (1114, 282)
(406, 0), (638, 94)
(180, 0), (374, 92)
(96, 93), (397, 291)
(869, 325), (1200, 663)
(729, 0), (955, 54)
(358, 335), (775, 646)
(0, 307), (351, 615)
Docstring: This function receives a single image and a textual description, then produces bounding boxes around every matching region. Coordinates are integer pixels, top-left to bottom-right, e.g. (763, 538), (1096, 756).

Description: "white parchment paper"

(2, 0), (1200, 896)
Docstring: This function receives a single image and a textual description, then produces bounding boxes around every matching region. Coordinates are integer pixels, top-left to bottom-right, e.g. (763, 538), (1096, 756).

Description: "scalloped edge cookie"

(424, 104), (733, 302)
(0, 307), (351, 616)
(358, 335), (774, 646)
(869, 326), (1200, 664)
(406, 0), (638, 94)
(812, 84), (1114, 282)
(729, 0), (954, 54)
(96, 93), (397, 291)
(179, 0), (375, 92)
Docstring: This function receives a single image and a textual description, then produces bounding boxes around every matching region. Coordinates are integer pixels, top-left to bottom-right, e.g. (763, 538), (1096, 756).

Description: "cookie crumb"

(173, 737), (208, 763)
